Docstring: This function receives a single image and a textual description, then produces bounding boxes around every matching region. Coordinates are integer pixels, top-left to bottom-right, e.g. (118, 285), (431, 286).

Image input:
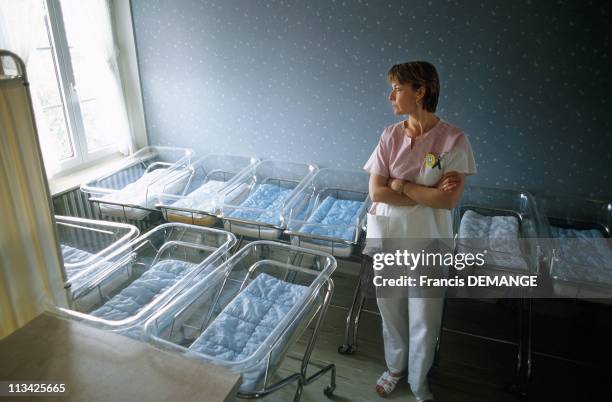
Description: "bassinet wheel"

(324, 385), (336, 397)
(337, 344), (355, 355)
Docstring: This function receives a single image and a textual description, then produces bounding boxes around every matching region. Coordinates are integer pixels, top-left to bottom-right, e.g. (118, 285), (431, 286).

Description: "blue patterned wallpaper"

(130, 0), (611, 198)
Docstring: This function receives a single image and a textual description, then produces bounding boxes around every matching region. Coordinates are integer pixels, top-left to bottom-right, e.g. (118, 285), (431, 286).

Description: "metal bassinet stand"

(335, 250), (372, 355)
(223, 217), (371, 357)
(447, 186), (545, 397)
(89, 197), (163, 226)
(281, 168), (372, 356)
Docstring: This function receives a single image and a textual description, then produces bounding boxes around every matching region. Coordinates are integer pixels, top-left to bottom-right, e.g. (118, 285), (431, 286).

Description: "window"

(1, 0), (132, 177)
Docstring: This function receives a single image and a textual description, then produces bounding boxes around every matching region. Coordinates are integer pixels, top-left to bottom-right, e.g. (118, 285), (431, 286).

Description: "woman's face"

(388, 81), (421, 115)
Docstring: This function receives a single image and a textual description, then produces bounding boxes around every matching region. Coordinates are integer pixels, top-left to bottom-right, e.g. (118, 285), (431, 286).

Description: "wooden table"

(0, 313), (241, 401)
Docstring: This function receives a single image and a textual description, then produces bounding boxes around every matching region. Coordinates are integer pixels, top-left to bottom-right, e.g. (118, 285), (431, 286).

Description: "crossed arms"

(368, 171), (465, 210)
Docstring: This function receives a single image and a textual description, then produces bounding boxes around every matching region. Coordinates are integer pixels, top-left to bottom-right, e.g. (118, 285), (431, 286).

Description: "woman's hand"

(401, 171), (466, 209)
(435, 171), (463, 192)
(369, 174), (417, 206)
(387, 178), (405, 192)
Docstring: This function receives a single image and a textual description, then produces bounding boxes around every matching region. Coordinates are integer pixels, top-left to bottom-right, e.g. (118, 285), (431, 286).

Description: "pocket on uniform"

(418, 152), (445, 186)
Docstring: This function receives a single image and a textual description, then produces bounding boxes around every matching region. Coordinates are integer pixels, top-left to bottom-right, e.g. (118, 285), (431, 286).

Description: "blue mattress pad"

(61, 244), (93, 265)
(297, 196), (363, 241)
(458, 209), (527, 270)
(228, 184), (293, 226)
(550, 225), (612, 285)
(189, 272), (309, 391)
(91, 259), (196, 321)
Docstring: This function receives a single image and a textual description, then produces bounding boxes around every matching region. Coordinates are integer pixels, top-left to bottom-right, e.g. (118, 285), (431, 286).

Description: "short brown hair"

(387, 61), (440, 113)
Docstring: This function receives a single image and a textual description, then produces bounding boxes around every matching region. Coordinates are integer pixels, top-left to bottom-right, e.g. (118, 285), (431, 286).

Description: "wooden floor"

(227, 261), (612, 402)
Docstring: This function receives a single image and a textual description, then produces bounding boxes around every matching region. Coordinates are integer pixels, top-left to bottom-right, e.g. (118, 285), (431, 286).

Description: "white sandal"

(375, 370), (403, 397)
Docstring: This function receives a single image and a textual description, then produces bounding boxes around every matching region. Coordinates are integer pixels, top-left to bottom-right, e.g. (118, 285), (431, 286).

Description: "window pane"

(59, 0), (81, 48)
(69, 48), (97, 101)
(34, 0), (51, 48)
(80, 100), (113, 151)
(28, 49), (63, 107)
(25, 4), (76, 163)
(60, 0), (127, 156)
(60, 0), (99, 103)
(43, 106), (74, 160)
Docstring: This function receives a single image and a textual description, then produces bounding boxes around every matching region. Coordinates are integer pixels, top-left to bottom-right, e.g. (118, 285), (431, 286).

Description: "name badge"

(424, 153), (442, 169)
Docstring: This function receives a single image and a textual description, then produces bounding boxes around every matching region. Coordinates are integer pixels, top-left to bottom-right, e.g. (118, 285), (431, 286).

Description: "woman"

(363, 61), (476, 402)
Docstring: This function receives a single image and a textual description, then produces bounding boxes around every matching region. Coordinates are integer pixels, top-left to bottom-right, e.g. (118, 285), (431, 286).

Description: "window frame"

(38, 0), (125, 175)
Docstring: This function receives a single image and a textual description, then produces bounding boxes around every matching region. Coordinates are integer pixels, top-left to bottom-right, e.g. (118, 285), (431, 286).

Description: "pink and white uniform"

(364, 118), (477, 238)
(363, 118), (476, 401)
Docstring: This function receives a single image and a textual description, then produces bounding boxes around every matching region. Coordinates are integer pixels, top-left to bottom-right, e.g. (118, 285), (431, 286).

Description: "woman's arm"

(401, 172), (465, 209)
(369, 174), (417, 206)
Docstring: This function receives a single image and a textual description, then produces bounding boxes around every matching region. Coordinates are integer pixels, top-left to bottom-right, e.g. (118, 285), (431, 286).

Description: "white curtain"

(0, 53), (68, 340)
(0, 0), (62, 177)
(0, 0), (40, 64)
(61, 0), (132, 155)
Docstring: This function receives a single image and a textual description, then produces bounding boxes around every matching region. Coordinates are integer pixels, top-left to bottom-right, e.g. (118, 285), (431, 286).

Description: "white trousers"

(368, 202), (448, 401)
(377, 296), (444, 401)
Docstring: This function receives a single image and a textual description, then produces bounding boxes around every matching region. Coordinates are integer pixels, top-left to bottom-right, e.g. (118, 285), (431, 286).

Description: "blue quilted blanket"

(298, 196), (363, 241)
(458, 209), (527, 271)
(189, 273), (309, 391)
(61, 244), (94, 277)
(551, 226), (605, 239)
(229, 184), (292, 226)
(91, 259), (197, 321)
(550, 225), (612, 285)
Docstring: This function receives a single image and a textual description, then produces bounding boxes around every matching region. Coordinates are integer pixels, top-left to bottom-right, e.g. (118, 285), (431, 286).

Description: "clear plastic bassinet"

(284, 168), (370, 257)
(144, 241), (337, 400)
(219, 160), (318, 240)
(453, 186), (545, 296)
(156, 154), (259, 227)
(80, 146), (194, 221)
(58, 223), (236, 337)
(55, 215), (139, 290)
(535, 193), (612, 298)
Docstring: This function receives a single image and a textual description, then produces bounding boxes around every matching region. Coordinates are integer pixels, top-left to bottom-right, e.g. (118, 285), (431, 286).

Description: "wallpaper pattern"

(131, 0), (611, 198)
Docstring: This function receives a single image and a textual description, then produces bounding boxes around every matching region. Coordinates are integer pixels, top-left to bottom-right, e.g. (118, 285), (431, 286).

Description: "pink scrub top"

(363, 119), (477, 239)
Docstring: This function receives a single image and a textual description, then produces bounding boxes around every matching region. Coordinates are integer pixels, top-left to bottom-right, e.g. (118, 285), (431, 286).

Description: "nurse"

(363, 61), (476, 401)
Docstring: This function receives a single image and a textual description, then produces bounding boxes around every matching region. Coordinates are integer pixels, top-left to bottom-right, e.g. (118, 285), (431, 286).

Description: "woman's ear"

(416, 86), (426, 102)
